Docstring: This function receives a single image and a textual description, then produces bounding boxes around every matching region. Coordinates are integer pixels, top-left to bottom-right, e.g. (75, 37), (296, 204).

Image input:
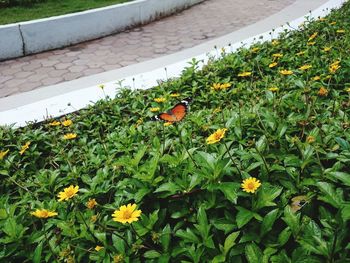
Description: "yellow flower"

(299, 64), (312, 71)
(86, 198), (98, 209)
(170, 93), (180, 97)
(63, 133), (77, 140)
(113, 254), (124, 263)
(330, 21), (336, 25)
(272, 53), (283, 58)
(112, 203), (142, 224)
(211, 83), (231, 91)
(154, 97), (166, 103)
(95, 246), (104, 252)
(318, 17), (326, 21)
(296, 51), (305, 56)
(336, 29), (345, 33)
(237, 72), (252, 77)
(57, 185), (79, 202)
(313, 76), (321, 81)
(269, 62), (278, 68)
(31, 209), (58, 219)
(213, 107), (221, 114)
(136, 118), (143, 126)
(308, 32), (318, 41)
(306, 135), (315, 144)
(251, 47), (260, 53)
(318, 87), (328, 97)
(49, 120), (61, 126)
(19, 142), (30, 155)
(329, 60), (341, 73)
(268, 87), (279, 92)
(241, 177), (261, 193)
(307, 41), (316, 46)
(272, 40), (279, 46)
(345, 87), (350, 93)
(206, 128), (228, 144)
(280, 70), (293, 75)
(62, 119), (73, 127)
(0, 149), (9, 160)
(91, 215), (98, 223)
(164, 122), (173, 127)
(150, 107), (160, 112)
(323, 47), (331, 52)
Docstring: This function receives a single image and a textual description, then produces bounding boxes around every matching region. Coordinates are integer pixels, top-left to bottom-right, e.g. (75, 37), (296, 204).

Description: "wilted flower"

(113, 255), (124, 263)
(150, 107), (160, 112)
(0, 149), (9, 160)
(241, 177), (261, 193)
(237, 72), (252, 77)
(306, 136), (316, 144)
(336, 29), (345, 33)
(296, 51), (305, 56)
(345, 87), (350, 93)
(308, 32), (318, 41)
(269, 87), (279, 92)
(154, 97), (166, 103)
(99, 84), (105, 90)
(329, 60), (341, 73)
(313, 76), (321, 81)
(307, 42), (316, 46)
(299, 64), (312, 71)
(49, 120), (61, 126)
(95, 246), (104, 252)
(63, 133), (77, 140)
(280, 70), (293, 75)
(272, 40), (279, 46)
(58, 185), (79, 202)
(251, 47), (260, 53)
(86, 199), (98, 209)
(323, 47), (331, 52)
(19, 142), (31, 155)
(170, 93), (180, 97)
(206, 128), (228, 144)
(272, 53), (283, 58)
(269, 62), (278, 68)
(112, 203), (142, 224)
(31, 209), (58, 219)
(318, 87), (328, 97)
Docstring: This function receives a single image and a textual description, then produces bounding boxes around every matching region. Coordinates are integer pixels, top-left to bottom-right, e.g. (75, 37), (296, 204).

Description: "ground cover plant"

(0, 0), (132, 25)
(1, 2), (350, 262)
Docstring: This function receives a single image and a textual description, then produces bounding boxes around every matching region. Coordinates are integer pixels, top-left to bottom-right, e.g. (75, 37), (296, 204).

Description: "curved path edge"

(0, 0), (205, 61)
(0, 0), (345, 127)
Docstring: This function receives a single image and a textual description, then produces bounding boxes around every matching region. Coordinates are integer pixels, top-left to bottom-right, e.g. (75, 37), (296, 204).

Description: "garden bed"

(0, 1), (350, 262)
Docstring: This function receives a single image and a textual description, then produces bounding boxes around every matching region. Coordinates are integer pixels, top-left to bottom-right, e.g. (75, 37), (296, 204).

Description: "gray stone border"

(0, 0), (204, 61)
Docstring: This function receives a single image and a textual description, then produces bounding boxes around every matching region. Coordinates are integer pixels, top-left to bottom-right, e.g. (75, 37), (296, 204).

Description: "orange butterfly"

(152, 98), (191, 122)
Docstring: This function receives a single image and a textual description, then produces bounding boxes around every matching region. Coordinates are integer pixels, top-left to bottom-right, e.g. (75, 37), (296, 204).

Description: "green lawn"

(0, 0), (132, 25)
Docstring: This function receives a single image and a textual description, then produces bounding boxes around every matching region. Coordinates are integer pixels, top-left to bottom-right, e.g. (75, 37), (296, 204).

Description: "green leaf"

(32, 241), (43, 263)
(212, 182), (240, 203)
(341, 204), (350, 222)
(260, 209), (279, 237)
(175, 228), (200, 243)
(256, 135), (267, 152)
(236, 207), (254, 228)
(143, 250), (161, 258)
(160, 224), (171, 252)
(254, 185), (283, 210)
(282, 206), (300, 237)
(224, 231), (240, 255)
(277, 227), (291, 246)
(335, 137), (350, 150)
(195, 206), (210, 240)
(154, 182), (181, 195)
(262, 247), (278, 263)
(316, 182), (343, 208)
(245, 242), (263, 263)
(327, 171), (350, 187)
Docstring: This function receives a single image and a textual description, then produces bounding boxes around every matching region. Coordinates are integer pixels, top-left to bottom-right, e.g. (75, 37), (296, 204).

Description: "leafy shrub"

(0, 1), (350, 262)
(0, 0), (46, 7)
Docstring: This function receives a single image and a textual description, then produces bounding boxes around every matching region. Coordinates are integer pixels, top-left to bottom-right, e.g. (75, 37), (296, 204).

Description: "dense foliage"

(0, 0), (45, 7)
(1, 2), (350, 262)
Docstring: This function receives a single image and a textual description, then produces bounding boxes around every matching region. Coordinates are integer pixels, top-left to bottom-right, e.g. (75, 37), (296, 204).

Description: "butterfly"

(152, 98), (191, 122)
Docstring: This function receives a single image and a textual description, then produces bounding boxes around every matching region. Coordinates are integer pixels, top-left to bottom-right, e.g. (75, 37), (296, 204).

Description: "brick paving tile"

(0, 0), (295, 98)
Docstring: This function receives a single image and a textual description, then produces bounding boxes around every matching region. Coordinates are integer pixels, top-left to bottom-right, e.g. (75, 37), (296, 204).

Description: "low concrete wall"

(0, 0), (204, 61)
(0, 24), (24, 60)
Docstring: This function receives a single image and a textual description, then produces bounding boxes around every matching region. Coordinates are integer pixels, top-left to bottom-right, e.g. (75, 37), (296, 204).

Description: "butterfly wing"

(153, 97), (191, 122)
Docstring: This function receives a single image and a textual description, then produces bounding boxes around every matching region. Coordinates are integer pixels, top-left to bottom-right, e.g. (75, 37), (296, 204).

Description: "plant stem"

(223, 143), (242, 177)
(254, 145), (270, 174)
(42, 220), (59, 262)
(130, 224), (160, 252)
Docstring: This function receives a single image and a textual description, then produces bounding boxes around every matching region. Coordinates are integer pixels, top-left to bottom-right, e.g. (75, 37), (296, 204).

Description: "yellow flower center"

(247, 182), (255, 190)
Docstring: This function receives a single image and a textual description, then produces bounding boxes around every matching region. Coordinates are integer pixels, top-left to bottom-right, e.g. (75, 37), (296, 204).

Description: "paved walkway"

(0, 0), (295, 98)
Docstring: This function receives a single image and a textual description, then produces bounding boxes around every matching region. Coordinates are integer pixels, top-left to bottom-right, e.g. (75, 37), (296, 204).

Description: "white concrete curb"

(0, 0), (204, 60)
(0, 0), (346, 127)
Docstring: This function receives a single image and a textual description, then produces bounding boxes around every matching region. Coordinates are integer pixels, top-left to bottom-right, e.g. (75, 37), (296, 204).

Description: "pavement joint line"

(0, 0), (345, 127)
